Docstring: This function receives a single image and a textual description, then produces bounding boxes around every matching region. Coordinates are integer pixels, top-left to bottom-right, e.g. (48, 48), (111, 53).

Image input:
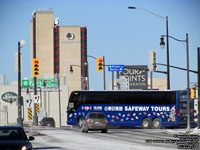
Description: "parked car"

(40, 117), (55, 127)
(82, 112), (108, 133)
(0, 126), (34, 150)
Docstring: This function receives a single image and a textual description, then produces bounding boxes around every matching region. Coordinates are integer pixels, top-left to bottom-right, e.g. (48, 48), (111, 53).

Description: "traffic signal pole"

(17, 41), (23, 127)
(33, 76), (38, 126)
(103, 56), (106, 90)
(33, 19), (38, 125)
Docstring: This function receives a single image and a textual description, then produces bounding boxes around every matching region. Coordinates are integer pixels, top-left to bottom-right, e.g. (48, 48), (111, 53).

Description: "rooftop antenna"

(32, 11), (36, 17)
(54, 17), (59, 26)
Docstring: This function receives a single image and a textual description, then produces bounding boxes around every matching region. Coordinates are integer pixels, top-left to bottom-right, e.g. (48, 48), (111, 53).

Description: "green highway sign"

(22, 80), (30, 87)
(22, 78), (59, 88)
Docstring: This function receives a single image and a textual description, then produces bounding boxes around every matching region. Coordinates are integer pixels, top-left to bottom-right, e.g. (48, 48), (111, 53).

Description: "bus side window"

(151, 93), (164, 105)
(165, 93), (176, 104)
(82, 95), (86, 103)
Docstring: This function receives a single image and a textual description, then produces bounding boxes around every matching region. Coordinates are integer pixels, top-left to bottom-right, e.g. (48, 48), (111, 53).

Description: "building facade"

(0, 83), (69, 127)
(30, 10), (88, 93)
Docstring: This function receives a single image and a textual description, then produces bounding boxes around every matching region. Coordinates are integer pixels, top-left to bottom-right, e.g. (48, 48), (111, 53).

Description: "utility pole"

(186, 34), (190, 132)
(166, 16), (170, 90)
(198, 47), (200, 129)
(128, 7), (170, 89)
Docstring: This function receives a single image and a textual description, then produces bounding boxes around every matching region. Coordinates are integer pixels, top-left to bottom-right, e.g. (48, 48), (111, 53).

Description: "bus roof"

(71, 90), (184, 94)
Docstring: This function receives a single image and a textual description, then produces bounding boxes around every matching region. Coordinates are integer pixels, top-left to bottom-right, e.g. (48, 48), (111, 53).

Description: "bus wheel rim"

(153, 120), (160, 128)
(143, 121), (149, 127)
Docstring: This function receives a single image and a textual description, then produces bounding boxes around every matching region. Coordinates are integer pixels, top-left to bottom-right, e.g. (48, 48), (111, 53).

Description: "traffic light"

(96, 57), (103, 72)
(32, 58), (39, 77)
(190, 88), (196, 99)
(149, 51), (156, 71)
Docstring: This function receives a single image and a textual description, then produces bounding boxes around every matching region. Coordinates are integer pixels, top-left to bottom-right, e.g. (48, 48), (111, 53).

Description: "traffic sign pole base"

(17, 118), (23, 128)
(33, 115), (38, 126)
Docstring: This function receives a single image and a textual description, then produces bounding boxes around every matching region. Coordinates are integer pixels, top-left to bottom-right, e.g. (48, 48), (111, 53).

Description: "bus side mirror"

(67, 107), (75, 113)
(67, 107), (70, 111)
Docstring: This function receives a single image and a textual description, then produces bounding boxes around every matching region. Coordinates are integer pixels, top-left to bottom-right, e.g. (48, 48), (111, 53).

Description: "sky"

(0, 0), (199, 90)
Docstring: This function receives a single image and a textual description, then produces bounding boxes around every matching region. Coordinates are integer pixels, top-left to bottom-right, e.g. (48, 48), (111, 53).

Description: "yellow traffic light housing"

(32, 58), (39, 77)
(190, 88), (196, 99)
(96, 57), (103, 72)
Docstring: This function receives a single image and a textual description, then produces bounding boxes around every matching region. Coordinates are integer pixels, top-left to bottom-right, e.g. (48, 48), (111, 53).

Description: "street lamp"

(160, 36), (165, 49)
(70, 65), (73, 74)
(17, 40), (25, 127)
(128, 6), (170, 90)
(160, 34), (191, 132)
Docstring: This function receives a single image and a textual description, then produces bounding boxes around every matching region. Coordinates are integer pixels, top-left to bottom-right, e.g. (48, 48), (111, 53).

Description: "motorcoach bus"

(67, 90), (194, 129)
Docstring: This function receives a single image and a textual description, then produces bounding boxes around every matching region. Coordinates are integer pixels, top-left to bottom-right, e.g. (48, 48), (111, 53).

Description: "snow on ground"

(191, 128), (200, 135)
(165, 127), (200, 135)
(32, 129), (178, 150)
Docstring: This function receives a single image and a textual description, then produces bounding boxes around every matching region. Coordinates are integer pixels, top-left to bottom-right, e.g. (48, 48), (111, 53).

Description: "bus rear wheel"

(152, 118), (161, 129)
(141, 118), (151, 129)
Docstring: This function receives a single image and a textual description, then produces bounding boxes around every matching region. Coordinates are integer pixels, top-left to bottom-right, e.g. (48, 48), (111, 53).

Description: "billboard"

(117, 65), (148, 90)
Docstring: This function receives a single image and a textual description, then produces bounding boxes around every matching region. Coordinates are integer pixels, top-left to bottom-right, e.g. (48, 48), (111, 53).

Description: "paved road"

(27, 127), (199, 150)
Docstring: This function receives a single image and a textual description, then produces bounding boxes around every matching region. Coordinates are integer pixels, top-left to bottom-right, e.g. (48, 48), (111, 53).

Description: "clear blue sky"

(0, 0), (199, 90)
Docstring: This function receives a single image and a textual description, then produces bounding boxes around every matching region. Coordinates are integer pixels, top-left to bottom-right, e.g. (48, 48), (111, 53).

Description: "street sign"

(21, 78), (59, 88)
(36, 103), (40, 113)
(28, 108), (32, 120)
(22, 80), (30, 87)
(34, 95), (40, 103)
(108, 65), (124, 72)
(26, 98), (33, 108)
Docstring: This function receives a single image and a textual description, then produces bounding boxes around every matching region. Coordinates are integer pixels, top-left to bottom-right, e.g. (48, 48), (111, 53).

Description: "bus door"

(178, 92), (188, 124)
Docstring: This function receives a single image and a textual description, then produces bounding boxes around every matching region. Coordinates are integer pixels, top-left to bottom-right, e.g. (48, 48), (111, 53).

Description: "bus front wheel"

(141, 118), (151, 129)
(77, 118), (83, 128)
(152, 118), (161, 129)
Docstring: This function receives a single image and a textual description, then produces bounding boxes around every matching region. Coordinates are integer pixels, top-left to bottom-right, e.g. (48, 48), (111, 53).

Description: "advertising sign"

(117, 65), (148, 90)
(1, 92), (17, 104)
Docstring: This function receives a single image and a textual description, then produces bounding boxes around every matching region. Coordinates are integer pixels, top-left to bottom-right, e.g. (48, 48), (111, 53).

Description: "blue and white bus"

(67, 90), (194, 129)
